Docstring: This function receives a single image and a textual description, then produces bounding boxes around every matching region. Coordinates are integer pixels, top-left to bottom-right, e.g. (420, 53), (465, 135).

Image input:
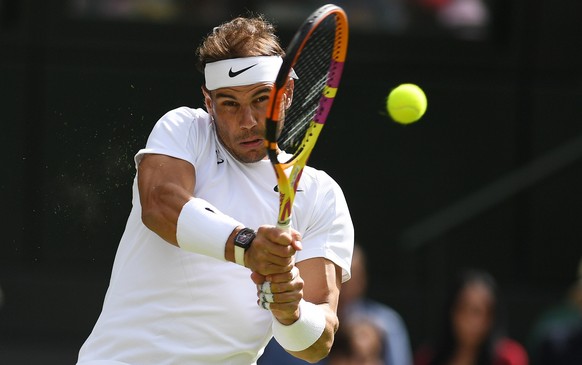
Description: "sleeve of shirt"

(134, 107), (205, 167)
(296, 171), (354, 283)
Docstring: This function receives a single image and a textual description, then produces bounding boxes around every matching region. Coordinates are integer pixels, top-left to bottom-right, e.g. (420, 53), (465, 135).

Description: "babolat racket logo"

(228, 64), (257, 77)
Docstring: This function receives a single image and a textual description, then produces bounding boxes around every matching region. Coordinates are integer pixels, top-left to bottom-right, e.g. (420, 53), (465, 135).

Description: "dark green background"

(1, 0), (581, 363)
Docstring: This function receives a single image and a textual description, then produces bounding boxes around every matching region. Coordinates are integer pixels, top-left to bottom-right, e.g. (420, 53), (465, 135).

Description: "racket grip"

(276, 221), (291, 232)
(276, 220), (302, 253)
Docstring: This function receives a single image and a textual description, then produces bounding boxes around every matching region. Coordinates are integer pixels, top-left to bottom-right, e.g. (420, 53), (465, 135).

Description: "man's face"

(204, 82), (273, 163)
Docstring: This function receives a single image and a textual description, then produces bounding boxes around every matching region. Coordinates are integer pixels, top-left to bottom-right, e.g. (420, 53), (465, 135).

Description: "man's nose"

(239, 104), (257, 129)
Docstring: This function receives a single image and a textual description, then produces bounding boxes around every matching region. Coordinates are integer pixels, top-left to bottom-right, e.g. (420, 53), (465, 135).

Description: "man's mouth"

(240, 138), (263, 147)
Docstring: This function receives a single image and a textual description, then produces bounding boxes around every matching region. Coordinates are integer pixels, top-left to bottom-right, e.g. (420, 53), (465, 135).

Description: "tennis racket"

(265, 4), (349, 230)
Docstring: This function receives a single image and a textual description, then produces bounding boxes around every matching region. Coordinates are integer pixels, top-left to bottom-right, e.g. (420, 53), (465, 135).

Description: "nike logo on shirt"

(274, 185), (303, 193)
(229, 64), (258, 77)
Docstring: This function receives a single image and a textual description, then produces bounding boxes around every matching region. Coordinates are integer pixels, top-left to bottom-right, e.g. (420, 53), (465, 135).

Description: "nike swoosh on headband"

(229, 64), (258, 78)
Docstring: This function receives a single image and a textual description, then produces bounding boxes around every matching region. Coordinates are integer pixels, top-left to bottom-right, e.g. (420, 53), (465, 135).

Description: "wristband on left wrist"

(272, 299), (326, 352)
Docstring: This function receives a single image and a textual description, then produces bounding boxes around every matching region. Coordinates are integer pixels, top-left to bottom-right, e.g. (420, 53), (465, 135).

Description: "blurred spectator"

(530, 257), (582, 365)
(436, 0), (489, 39)
(538, 323), (582, 365)
(347, 318), (386, 365)
(337, 244), (413, 365)
(414, 269), (528, 365)
(69, 0), (236, 25)
(326, 317), (386, 365)
(326, 324), (353, 365)
(259, 244), (413, 365)
(415, 0), (490, 39)
(258, 337), (316, 365)
(255, 0), (408, 34)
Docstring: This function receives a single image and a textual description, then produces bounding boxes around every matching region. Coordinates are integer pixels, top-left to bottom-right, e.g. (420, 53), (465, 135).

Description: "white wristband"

(176, 198), (241, 261)
(272, 300), (326, 352)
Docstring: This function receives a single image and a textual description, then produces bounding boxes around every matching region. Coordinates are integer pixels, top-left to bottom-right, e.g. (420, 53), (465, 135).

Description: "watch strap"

(234, 245), (246, 266)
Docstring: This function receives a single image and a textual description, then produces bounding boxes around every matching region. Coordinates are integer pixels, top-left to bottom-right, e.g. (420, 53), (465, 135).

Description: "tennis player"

(76, 15), (354, 365)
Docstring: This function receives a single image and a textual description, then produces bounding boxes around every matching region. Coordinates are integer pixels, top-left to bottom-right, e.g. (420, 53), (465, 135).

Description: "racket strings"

(278, 15), (338, 155)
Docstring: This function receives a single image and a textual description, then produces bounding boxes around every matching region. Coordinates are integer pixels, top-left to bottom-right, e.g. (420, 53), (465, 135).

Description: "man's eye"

(256, 95), (270, 103)
(222, 101), (238, 107)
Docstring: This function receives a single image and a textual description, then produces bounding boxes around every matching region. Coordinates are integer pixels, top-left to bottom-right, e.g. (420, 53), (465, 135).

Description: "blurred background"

(1, 0), (581, 363)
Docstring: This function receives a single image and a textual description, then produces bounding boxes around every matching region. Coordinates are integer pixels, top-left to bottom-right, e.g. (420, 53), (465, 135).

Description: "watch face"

(236, 229), (255, 247)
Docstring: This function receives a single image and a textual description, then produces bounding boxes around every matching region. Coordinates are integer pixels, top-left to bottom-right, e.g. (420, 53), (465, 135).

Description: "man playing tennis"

(77, 15), (353, 365)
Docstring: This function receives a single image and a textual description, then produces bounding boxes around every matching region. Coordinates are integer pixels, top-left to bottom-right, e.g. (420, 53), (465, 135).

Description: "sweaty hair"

(195, 16), (284, 73)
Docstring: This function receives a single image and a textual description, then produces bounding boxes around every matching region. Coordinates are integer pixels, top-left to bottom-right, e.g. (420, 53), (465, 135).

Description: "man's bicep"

(138, 154), (196, 198)
(137, 154), (196, 244)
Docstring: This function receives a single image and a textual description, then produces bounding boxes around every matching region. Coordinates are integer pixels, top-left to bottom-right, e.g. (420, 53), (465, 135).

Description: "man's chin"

(236, 152), (267, 164)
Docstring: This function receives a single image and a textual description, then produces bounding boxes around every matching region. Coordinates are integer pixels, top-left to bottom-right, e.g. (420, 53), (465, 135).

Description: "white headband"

(204, 56), (283, 90)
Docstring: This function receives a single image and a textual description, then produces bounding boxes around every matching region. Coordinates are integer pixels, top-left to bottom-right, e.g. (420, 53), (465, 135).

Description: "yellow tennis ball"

(386, 83), (427, 124)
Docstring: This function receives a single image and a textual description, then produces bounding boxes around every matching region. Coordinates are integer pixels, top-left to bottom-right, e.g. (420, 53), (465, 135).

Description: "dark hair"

(195, 15), (284, 73)
(429, 269), (505, 365)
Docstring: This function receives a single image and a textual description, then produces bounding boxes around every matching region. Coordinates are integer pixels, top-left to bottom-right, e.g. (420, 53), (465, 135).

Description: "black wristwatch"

(234, 228), (256, 266)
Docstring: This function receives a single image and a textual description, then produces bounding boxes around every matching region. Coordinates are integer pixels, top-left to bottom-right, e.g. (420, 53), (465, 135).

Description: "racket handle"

(276, 221), (291, 232)
(276, 220), (302, 253)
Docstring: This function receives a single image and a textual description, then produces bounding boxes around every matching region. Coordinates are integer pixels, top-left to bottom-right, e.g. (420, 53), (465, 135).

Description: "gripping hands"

(247, 226), (304, 325)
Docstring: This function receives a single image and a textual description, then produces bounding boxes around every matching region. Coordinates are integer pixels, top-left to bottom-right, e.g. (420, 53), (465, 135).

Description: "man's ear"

(201, 86), (213, 114)
(285, 78), (295, 110)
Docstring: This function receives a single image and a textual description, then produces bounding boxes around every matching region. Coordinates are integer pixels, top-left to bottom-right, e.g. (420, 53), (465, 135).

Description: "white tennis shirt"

(77, 107), (354, 365)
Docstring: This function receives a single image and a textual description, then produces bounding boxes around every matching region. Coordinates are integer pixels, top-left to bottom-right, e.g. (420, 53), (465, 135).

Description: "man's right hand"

(244, 225), (302, 277)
